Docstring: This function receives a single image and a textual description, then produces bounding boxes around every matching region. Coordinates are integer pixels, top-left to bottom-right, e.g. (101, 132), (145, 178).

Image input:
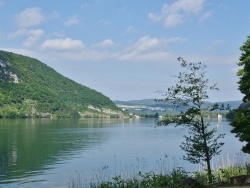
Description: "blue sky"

(0, 0), (249, 102)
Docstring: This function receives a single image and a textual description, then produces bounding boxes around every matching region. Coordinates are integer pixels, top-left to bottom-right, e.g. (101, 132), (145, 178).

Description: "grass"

(89, 167), (200, 188)
(69, 153), (250, 188)
(194, 153), (250, 186)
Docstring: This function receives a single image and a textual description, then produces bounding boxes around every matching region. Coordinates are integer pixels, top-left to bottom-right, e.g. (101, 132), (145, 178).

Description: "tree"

(231, 36), (250, 153)
(154, 112), (159, 118)
(237, 36), (250, 102)
(157, 57), (224, 184)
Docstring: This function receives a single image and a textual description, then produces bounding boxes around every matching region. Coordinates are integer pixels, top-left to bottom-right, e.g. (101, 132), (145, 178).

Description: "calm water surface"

(0, 118), (247, 187)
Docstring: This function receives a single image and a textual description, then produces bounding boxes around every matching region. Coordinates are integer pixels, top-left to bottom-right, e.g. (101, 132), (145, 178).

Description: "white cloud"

(148, 13), (161, 23)
(8, 29), (44, 48)
(149, 0), (205, 27)
(8, 29), (44, 39)
(16, 7), (45, 28)
(114, 36), (186, 62)
(173, 0), (205, 13)
(94, 39), (115, 48)
(8, 29), (27, 38)
(64, 15), (79, 27)
(122, 26), (138, 35)
(39, 48), (111, 62)
(23, 29), (44, 48)
(117, 51), (173, 62)
(132, 37), (162, 51)
(131, 36), (186, 52)
(36, 36), (183, 63)
(165, 36), (187, 44)
(40, 38), (84, 51)
(207, 39), (223, 50)
(199, 11), (212, 23)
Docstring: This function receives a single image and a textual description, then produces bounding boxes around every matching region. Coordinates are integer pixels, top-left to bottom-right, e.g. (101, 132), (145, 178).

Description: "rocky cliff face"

(0, 59), (20, 83)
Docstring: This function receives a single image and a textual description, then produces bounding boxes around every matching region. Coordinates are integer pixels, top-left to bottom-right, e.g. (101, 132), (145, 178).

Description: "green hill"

(0, 51), (124, 118)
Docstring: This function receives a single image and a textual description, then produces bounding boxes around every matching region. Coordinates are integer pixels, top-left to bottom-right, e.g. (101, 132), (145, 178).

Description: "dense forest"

(0, 51), (124, 118)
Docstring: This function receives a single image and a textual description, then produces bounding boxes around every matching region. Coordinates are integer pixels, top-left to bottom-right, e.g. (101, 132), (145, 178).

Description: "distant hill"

(114, 99), (183, 116)
(214, 101), (242, 110)
(114, 99), (242, 116)
(0, 51), (124, 118)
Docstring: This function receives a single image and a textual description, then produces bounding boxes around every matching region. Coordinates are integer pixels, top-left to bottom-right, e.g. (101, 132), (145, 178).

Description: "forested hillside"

(0, 51), (124, 118)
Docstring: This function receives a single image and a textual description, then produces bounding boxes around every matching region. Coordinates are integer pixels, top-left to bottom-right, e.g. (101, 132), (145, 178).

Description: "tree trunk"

(201, 116), (213, 184)
(206, 154), (213, 184)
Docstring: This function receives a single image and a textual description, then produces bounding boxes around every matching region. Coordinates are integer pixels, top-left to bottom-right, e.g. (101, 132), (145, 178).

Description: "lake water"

(0, 118), (248, 188)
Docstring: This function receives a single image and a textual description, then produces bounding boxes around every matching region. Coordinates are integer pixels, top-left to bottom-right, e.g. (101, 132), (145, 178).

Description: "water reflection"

(0, 118), (121, 183)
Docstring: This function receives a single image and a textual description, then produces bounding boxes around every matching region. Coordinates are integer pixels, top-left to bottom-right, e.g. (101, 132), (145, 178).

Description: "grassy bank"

(69, 154), (250, 188)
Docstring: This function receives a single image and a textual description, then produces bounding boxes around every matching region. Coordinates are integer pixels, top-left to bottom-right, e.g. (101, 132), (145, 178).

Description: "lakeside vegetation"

(0, 51), (124, 118)
(69, 155), (250, 188)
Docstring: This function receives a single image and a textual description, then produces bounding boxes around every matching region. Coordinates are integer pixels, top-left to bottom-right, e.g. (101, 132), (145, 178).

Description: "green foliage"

(231, 36), (250, 154)
(226, 109), (237, 119)
(194, 163), (250, 185)
(69, 161), (250, 188)
(237, 36), (250, 102)
(140, 113), (159, 118)
(0, 51), (122, 118)
(231, 109), (250, 153)
(157, 57), (224, 184)
(90, 168), (191, 188)
(72, 167), (218, 188)
(69, 154), (250, 188)
(70, 165), (250, 188)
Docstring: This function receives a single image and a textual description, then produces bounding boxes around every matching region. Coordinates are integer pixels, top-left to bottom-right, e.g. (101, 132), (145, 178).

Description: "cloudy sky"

(0, 0), (249, 102)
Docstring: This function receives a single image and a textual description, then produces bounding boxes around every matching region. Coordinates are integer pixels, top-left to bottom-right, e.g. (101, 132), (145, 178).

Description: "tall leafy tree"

(231, 36), (250, 153)
(237, 36), (250, 102)
(158, 57), (224, 184)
